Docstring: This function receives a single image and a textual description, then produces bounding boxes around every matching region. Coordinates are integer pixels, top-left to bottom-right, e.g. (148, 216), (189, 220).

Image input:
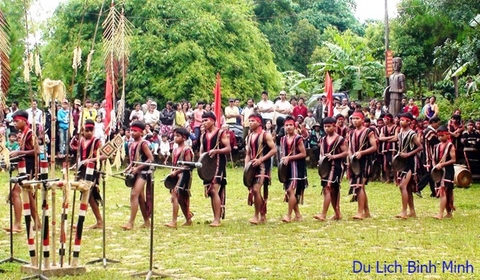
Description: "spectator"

(225, 98), (240, 125)
(304, 109), (315, 129)
(130, 103), (144, 122)
(292, 97), (308, 120)
(57, 99), (70, 157)
(256, 91), (275, 126)
(313, 96), (324, 124)
(423, 96), (439, 120)
(465, 76), (477, 94)
(80, 99), (97, 127)
(72, 99), (82, 134)
(174, 103), (186, 128)
(160, 101), (175, 137)
(241, 98), (255, 140)
(144, 101), (160, 129)
(6, 133), (19, 151)
(26, 100), (43, 127)
(274, 91), (292, 119)
(234, 98), (243, 125)
(403, 98), (419, 118)
(159, 134), (171, 163)
(94, 115), (105, 144)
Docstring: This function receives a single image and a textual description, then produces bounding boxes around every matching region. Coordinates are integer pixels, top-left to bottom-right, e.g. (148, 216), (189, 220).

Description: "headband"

(351, 112), (365, 120)
(249, 116), (262, 124)
(84, 123), (95, 129)
(130, 126), (143, 132)
(400, 117), (411, 122)
(284, 119), (295, 125)
(13, 116), (28, 123)
(384, 115), (392, 120)
(437, 131), (449, 136)
(203, 117), (216, 123)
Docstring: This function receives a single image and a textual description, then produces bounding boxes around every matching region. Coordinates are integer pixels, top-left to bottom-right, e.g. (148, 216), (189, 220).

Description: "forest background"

(2, 0), (480, 121)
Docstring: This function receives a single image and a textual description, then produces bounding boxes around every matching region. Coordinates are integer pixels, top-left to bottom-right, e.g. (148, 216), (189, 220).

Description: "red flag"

(325, 71), (333, 117)
(104, 71), (114, 135)
(213, 73), (222, 127)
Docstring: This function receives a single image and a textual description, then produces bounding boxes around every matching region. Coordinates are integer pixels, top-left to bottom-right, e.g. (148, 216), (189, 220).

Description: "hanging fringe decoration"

(23, 57), (30, 82)
(0, 10), (11, 109)
(72, 46), (82, 70)
(117, 7), (132, 126)
(0, 133), (10, 171)
(34, 52), (41, 77)
(86, 49), (94, 72)
(42, 79), (66, 106)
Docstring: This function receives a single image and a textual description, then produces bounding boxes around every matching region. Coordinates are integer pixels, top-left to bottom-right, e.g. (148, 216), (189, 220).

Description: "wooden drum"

(454, 164), (472, 188)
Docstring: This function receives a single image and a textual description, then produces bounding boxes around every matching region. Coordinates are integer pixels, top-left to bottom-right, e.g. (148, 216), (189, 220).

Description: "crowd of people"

(3, 89), (479, 232)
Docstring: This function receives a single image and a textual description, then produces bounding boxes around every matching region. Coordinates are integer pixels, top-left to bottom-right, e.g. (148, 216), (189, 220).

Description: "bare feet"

(139, 222), (151, 228)
(433, 215), (443, 220)
(259, 215), (267, 224)
(249, 217), (259, 225)
(281, 215), (291, 223)
(363, 213), (371, 219)
(395, 213), (408, 219)
(33, 224), (42, 231)
(88, 223), (103, 230)
(164, 222), (177, 228)
(181, 220), (193, 226)
(209, 220), (221, 227)
(313, 214), (326, 221)
(294, 215), (303, 222)
(408, 212), (417, 218)
(330, 215), (342, 220)
(121, 223), (133, 230)
(444, 213), (453, 218)
(352, 214), (364, 220)
(3, 226), (23, 233)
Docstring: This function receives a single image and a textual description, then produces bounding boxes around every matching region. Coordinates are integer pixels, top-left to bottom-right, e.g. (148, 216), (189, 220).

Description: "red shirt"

(292, 105), (308, 119)
(403, 105), (419, 118)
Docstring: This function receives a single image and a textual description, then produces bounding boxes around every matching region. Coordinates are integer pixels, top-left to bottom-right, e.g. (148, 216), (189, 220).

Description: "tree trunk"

(454, 76), (459, 98)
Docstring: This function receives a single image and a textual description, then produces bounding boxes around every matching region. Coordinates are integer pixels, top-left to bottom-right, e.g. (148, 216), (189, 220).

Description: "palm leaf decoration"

(0, 10), (11, 107)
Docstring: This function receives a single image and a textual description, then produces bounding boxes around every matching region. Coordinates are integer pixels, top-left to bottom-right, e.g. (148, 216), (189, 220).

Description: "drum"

(278, 163), (288, 183)
(124, 173), (136, 188)
(454, 164), (472, 188)
(430, 167), (443, 183)
(164, 175), (177, 190)
(85, 162), (96, 182)
(197, 152), (216, 182)
(317, 156), (331, 179)
(349, 156), (361, 176)
(392, 154), (407, 173)
(243, 161), (258, 187)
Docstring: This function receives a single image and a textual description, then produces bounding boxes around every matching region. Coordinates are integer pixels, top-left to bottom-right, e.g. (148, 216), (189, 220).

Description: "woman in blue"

(280, 116), (307, 223)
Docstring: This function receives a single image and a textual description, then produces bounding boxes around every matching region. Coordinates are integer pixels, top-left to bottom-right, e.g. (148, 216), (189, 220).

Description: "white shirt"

(160, 140), (170, 154)
(274, 100), (292, 119)
(26, 108), (43, 125)
(144, 109), (160, 125)
(256, 100), (275, 120)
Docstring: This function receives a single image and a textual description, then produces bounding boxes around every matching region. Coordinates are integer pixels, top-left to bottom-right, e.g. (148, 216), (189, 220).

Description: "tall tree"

(41, 0), (281, 106)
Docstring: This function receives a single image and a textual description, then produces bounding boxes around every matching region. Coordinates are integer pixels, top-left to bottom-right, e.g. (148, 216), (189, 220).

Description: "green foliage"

(253, 0), (362, 74)
(41, 0), (282, 106)
(310, 27), (384, 100)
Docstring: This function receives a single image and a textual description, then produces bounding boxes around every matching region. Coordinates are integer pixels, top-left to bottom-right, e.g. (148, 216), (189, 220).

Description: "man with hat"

(395, 112), (423, 219)
(144, 101), (160, 129)
(308, 123), (323, 163)
(122, 120), (155, 230)
(5, 110), (40, 233)
(225, 98), (240, 125)
(378, 113), (399, 183)
(314, 117), (348, 221)
(274, 91), (292, 120)
(244, 113), (276, 224)
(348, 111), (377, 220)
(432, 125), (456, 219)
(57, 99), (70, 158)
(199, 111), (231, 227)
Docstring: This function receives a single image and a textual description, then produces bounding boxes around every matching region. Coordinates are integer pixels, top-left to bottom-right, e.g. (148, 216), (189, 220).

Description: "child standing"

(165, 128), (194, 228)
(94, 115), (105, 144)
(159, 134), (171, 164)
(6, 133), (20, 151)
(433, 125), (456, 219)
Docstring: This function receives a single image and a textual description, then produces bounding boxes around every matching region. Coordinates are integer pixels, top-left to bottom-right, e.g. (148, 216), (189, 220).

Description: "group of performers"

(5, 109), (468, 235)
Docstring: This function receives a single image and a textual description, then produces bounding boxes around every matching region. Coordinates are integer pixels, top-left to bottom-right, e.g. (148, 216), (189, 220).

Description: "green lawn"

(0, 166), (479, 279)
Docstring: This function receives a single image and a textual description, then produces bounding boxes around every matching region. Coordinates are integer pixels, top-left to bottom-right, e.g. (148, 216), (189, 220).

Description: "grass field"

(0, 166), (479, 279)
